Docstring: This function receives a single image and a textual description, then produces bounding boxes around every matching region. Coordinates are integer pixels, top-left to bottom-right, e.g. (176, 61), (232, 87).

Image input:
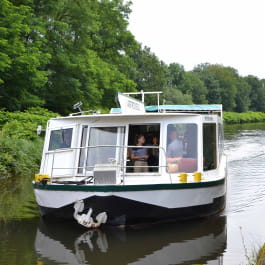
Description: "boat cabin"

(39, 92), (224, 185)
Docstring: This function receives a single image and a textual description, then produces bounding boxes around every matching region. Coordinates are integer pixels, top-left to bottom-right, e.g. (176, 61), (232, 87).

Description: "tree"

(193, 63), (238, 110)
(90, 0), (139, 81)
(31, 0), (137, 114)
(167, 63), (185, 87)
(245, 75), (265, 112)
(132, 46), (168, 105)
(208, 65), (238, 111)
(0, 0), (50, 111)
(133, 46), (167, 91)
(193, 63), (222, 104)
(163, 87), (193, 105)
(235, 78), (251, 112)
(178, 72), (208, 104)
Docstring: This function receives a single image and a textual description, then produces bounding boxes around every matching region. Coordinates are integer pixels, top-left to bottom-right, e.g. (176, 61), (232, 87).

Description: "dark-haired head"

(135, 134), (145, 145)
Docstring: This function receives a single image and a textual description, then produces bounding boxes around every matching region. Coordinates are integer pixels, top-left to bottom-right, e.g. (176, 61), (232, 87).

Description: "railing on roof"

(69, 110), (101, 116)
(123, 90), (163, 105)
(111, 104), (223, 116)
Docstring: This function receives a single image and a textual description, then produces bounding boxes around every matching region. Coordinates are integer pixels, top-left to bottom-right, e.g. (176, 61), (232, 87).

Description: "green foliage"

(235, 78), (251, 112)
(0, 107), (58, 131)
(0, 0), (138, 114)
(1, 0), (265, 114)
(163, 87), (193, 105)
(224, 111), (265, 124)
(0, 0), (50, 110)
(178, 72), (208, 104)
(133, 46), (168, 92)
(245, 75), (265, 112)
(0, 108), (56, 220)
(167, 63), (185, 87)
(24, 106), (59, 117)
(193, 63), (238, 111)
(208, 65), (238, 111)
(32, 0), (138, 114)
(2, 120), (39, 140)
(0, 108), (57, 178)
(0, 136), (43, 178)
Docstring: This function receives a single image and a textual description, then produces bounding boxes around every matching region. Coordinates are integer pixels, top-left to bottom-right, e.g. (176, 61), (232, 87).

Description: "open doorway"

(127, 124), (160, 173)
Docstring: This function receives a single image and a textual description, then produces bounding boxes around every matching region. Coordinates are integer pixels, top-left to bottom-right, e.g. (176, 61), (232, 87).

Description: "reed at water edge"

(256, 244), (265, 265)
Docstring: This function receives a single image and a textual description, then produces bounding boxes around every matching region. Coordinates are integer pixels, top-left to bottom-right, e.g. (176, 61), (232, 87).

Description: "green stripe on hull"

(33, 178), (225, 192)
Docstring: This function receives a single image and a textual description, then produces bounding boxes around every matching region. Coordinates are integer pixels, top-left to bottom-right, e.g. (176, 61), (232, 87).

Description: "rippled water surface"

(1, 123), (265, 265)
(223, 123), (265, 265)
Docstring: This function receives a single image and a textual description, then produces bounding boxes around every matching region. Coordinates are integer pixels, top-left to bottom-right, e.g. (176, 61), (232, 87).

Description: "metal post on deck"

(141, 90), (144, 103)
(51, 152), (55, 183)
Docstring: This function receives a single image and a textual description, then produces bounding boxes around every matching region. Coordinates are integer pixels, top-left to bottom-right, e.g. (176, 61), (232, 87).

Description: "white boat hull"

(33, 178), (226, 226)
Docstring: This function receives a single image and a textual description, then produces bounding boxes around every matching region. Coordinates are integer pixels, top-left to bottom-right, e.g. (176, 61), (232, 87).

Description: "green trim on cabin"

(33, 178), (225, 192)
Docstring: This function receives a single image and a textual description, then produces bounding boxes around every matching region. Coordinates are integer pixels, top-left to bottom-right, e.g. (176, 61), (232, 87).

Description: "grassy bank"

(224, 111), (265, 124)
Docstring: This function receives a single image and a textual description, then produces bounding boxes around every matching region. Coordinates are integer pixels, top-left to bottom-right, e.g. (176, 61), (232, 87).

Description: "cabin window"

(86, 127), (125, 171)
(166, 123), (197, 173)
(203, 123), (217, 170)
(48, 128), (73, 151)
(127, 124), (160, 173)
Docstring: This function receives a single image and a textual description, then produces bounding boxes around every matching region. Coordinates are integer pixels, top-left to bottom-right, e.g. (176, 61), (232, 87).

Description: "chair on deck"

(179, 158), (197, 173)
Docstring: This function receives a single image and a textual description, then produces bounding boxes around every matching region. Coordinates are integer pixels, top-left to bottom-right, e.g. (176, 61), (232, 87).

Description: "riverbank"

(224, 111), (265, 124)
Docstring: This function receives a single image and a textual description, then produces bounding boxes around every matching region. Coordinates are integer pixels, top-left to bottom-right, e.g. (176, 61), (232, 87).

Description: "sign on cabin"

(117, 92), (145, 114)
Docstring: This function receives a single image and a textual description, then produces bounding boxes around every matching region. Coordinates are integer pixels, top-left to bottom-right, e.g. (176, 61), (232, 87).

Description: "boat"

(33, 91), (227, 227)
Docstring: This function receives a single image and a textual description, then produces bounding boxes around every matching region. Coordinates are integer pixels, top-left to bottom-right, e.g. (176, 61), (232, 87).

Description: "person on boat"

(60, 129), (72, 148)
(166, 126), (183, 172)
(148, 135), (159, 172)
(126, 148), (134, 172)
(131, 134), (149, 172)
(183, 124), (197, 158)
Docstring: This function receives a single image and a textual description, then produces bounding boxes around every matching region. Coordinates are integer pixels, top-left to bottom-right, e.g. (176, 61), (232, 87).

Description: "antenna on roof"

(73, 101), (83, 112)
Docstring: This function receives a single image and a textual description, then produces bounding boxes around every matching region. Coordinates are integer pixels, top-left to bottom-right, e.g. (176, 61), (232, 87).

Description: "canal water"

(1, 123), (265, 265)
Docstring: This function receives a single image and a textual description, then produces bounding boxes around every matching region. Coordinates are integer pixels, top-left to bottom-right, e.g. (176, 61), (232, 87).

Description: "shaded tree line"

(1, 0), (265, 114)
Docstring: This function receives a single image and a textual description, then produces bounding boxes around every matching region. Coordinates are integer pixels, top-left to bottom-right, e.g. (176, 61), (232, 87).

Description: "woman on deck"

(131, 134), (149, 173)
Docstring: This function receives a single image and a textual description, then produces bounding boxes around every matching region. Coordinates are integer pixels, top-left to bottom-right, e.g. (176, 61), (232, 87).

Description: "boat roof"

(110, 104), (222, 114)
(54, 111), (199, 121)
(52, 104), (223, 121)
(47, 107), (223, 129)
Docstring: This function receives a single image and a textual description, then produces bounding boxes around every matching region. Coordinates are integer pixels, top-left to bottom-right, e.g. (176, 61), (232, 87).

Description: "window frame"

(48, 127), (73, 151)
(78, 125), (126, 175)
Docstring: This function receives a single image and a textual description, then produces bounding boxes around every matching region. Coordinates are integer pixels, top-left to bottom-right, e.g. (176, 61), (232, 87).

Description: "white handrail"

(44, 144), (172, 183)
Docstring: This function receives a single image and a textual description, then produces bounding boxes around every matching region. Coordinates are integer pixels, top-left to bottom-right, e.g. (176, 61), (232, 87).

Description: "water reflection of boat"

(35, 216), (226, 265)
